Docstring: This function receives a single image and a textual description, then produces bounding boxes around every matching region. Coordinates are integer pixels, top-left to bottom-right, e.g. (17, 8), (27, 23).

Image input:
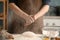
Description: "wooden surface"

(0, 0), (3, 1)
(0, 0), (8, 30)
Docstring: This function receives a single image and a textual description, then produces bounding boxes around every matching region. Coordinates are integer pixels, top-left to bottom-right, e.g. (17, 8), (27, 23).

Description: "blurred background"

(44, 0), (60, 36)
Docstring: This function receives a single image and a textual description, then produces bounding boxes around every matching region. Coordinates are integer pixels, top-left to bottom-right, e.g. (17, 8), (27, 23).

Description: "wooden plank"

(0, 13), (3, 17)
(3, 0), (5, 29)
(0, 0), (3, 1)
(3, 0), (8, 30)
(6, 0), (8, 30)
(0, 17), (3, 19)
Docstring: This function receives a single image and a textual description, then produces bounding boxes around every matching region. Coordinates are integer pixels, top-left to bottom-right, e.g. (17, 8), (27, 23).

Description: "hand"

(30, 15), (35, 21)
(24, 15), (35, 26)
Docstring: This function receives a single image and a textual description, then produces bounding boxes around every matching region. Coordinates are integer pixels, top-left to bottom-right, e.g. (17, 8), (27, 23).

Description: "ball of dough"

(22, 31), (36, 37)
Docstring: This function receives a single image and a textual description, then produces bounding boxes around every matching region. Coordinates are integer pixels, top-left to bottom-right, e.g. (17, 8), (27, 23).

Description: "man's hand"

(30, 15), (35, 20)
(24, 15), (35, 26)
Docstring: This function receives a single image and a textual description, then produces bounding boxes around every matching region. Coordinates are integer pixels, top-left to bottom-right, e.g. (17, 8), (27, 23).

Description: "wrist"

(34, 15), (36, 20)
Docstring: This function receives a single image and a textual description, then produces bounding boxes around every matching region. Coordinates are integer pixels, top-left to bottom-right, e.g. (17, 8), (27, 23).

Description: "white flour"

(12, 31), (42, 40)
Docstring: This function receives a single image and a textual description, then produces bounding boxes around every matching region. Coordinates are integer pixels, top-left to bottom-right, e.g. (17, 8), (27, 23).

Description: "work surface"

(11, 34), (42, 40)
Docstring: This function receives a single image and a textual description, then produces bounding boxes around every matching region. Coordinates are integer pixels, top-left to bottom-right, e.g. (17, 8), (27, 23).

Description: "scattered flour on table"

(13, 31), (42, 40)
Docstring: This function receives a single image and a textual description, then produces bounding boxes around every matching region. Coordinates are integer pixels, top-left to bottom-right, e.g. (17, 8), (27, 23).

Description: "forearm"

(9, 3), (34, 26)
(34, 5), (50, 20)
(9, 3), (29, 16)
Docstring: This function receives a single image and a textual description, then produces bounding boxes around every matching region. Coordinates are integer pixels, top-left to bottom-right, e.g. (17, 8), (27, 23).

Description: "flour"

(13, 31), (42, 40)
